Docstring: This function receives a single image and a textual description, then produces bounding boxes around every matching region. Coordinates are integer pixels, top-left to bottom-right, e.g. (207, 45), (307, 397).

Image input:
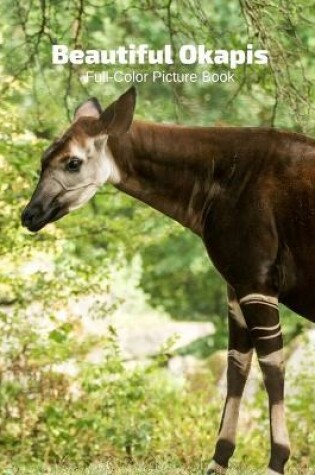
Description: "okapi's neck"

(108, 120), (233, 235)
(108, 122), (270, 235)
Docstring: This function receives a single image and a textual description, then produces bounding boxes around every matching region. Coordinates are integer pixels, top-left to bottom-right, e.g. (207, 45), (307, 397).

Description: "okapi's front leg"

(238, 293), (291, 475)
(207, 286), (253, 475)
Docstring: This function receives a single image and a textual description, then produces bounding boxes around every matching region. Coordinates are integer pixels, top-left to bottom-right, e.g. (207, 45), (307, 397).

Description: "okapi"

(21, 86), (315, 475)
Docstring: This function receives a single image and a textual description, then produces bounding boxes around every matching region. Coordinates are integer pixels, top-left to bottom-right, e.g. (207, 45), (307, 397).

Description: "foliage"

(0, 295), (219, 467)
(1, 0), (315, 132)
(3, 462), (315, 475)
(286, 346), (315, 468)
(0, 0), (315, 471)
(0, 462), (305, 475)
(1, 304), (315, 473)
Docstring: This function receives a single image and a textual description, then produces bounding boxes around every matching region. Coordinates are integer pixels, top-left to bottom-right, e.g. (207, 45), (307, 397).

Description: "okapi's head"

(21, 86), (136, 232)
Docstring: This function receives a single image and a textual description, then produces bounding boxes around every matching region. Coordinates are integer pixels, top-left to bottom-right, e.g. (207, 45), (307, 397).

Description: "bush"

(0, 306), (222, 467)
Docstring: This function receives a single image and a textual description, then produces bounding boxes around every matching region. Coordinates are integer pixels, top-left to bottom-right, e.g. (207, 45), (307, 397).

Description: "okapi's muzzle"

(21, 201), (66, 232)
(21, 184), (67, 232)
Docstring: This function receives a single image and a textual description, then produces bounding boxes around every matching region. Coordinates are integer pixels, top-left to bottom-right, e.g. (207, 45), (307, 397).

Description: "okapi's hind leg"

(238, 293), (291, 475)
(207, 286), (254, 475)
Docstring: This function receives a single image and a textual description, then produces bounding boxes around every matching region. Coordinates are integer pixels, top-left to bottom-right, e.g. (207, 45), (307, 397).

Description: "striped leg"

(239, 293), (290, 475)
(207, 286), (254, 475)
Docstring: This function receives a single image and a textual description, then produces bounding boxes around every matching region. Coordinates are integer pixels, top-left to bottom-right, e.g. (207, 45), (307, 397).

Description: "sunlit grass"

(2, 461), (315, 475)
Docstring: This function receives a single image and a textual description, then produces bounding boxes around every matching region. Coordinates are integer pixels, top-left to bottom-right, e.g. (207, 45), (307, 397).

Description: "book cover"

(0, 1), (314, 474)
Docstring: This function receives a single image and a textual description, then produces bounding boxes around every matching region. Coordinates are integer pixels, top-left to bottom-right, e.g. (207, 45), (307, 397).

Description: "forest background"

(0, 1), (315, 473)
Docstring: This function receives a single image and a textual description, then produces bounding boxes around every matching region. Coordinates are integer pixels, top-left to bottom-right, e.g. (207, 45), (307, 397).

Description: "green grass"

(2, 461), (315, 475)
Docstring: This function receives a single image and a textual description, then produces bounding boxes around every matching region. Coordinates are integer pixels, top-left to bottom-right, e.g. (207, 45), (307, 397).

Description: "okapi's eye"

(66, 157), (82, 173)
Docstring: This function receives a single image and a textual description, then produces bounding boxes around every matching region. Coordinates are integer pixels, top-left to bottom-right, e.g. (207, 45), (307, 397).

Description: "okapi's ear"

(100, 86), (137, 136)
(74, 97), (103, 121)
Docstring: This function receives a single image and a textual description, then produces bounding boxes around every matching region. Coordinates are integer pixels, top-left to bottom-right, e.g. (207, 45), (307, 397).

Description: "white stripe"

(267, 470), (283, 475)
(240, 297), (277, 304)
(241, 300), (278, 310)
(258, 329), (282, 340)
(239, 293), (278, 307)
(252, 323), (280, 332)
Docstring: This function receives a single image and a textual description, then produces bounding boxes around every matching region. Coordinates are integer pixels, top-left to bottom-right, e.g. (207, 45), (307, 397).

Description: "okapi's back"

(129, 121), (315, 169)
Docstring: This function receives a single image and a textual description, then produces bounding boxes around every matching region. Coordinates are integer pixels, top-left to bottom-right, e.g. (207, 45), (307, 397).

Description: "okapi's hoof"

(205, 462), (227, 475)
